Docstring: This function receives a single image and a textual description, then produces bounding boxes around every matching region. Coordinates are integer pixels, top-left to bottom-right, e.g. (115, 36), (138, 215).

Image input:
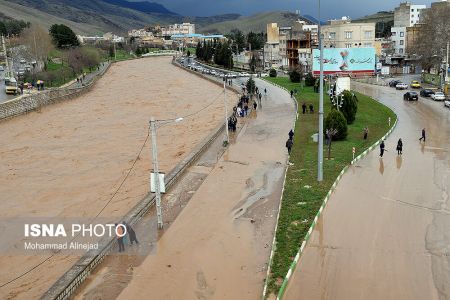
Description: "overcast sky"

(156, 0), (435, 19)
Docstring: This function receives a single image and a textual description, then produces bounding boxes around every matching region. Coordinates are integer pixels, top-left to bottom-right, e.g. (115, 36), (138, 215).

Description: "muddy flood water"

(0, 56), (237, 299)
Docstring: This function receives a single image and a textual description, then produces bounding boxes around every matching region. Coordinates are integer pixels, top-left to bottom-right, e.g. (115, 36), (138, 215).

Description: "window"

(345, 31), (352, 39)
(399, 48), (404, 54)
(345, 43), (352, 48)
(392, 41), (396, 46)
(329, 32), (336, 39)
(400, 32), (404, 37)
(364, 43), (372, 47)
(364, 31), (372, 39)
(411, 14), (414, 18)
(400, 40), (404, 45)
(391, 32), (396, 36)
(411, 8), (414, 12)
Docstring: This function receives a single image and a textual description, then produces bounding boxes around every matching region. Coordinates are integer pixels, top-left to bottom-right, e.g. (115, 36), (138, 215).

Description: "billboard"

(312, 48), (375, 75)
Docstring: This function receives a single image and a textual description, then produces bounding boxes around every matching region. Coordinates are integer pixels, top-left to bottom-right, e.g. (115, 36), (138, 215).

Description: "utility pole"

(318, 0), (324, 182)
(150, 118), (163, 229)
(114, 41), (117, 61)
(445, 41), (449, 94)
(223, 79), (230, 144)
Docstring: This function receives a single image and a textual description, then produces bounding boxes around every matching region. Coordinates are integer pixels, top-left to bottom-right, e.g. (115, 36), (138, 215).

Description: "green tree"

(339, 90), (358, 124)
(324, 109), (348, 140)
(289, 68), (303, 83)
(246, 31), (265, 50)
(246, 77), (256, 94)
(305, 72), (315, 86)
(49, 24), (79, 48)
(135, 47), (142, 56)
(269, 68), (277, 77)
(249, 55), (257, 73)
(226, 29), (245, 53)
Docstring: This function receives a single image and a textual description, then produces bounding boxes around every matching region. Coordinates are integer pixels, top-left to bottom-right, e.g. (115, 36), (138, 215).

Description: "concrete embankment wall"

(0, 64), (111, 122)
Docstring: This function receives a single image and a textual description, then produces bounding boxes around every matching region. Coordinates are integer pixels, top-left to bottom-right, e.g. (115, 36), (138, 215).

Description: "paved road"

(0, 71), (15, 103)
(284, 83), (450, 299)
(116, 79), (296, 299)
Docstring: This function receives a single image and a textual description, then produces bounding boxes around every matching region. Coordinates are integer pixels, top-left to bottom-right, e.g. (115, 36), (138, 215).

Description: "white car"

(395, 83), (408, 90)
(444, 99), (450, 107)
(260, 72), (269, 77)
(431, 92), (446, 101)
(240, 72), (250, 77)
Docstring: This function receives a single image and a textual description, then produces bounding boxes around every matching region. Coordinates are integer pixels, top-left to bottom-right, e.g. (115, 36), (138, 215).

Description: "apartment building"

(322, 17), (376, 49)
(391, 2), (426, 55)
(161, 23), (195, 36)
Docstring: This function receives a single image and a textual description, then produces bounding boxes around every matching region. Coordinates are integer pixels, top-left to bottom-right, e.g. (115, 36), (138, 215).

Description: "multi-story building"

(322, 17), (376, 49)
(264, 23), (281, 68)
(161, 23), (195, 36)
(279, 26), (292, 68)
(390, 2), (426, 55)
(301, 23), (319, 47)
(287, 22), (312, 69)
(128, 29), (154, 38)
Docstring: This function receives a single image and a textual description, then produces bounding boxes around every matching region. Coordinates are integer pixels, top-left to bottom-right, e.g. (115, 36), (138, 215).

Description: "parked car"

(444, 99), (450, 108)
(260, 72), (269, 77)
(403, 91), (418, 101)
(240, 72), (250, 77)
(410, 80), (421, 88)
(396, 82), (408, 90)
(420, 89), (435, 97)
(389, 80), (400, 87)
(431, 92), (446, 101)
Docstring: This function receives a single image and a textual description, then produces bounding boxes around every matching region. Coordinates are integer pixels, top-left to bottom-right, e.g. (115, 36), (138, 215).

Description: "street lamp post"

(149, 117), (183, 229)
(223, 79), (230, 145)
(445, 41), (449, 94)
(318, 0), (324, 182)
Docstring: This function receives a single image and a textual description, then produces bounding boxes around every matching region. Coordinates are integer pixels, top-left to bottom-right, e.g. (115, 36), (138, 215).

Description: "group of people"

(380, 128), (426, 157)
(76, 73), (87, 85)
(285, 129), (294, 155)
(301, 103), (314, 114)
(116, 221), (139, 252)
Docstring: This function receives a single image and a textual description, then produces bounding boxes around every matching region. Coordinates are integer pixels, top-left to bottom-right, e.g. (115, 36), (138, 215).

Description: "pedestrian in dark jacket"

(419, 128), (426, 142)
(289, 129), (294, 140)
(363, 127), (369, 140)
(286, 138), (293, 155)
(302, 103), (307, 114)
(124, 222), (139, 245)
(253, 101), (257, 110)
(309, 104), (314, 114)
(396, 138), (403, 155)
(380, 140), (385, 157)
(290, 90), (294, 98)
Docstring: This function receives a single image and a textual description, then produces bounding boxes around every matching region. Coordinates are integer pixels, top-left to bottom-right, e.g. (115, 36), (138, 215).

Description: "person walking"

(302, 103), (307, 114)
(124, 222), (139, 245)
(396, 138), (403, 155)
(290, 90), (294, 98)
(363, 127), (369, 140)
(286, 138), (293, 155)
(116, 223), (125, 252)
(289, 129), (294, 140)
(309, 104), (314, 114)
(264, 88), (267, 95)
(419, 128), (426, 142)
(380, 140), (385, 157)
(253, 101), (258, 110)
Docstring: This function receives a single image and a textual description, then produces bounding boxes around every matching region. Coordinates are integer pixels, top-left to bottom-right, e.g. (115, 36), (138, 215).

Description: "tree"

(246, 31), (265, 50)
(246, 77), (256, 95)
(249, 55), (257, 73)
(409, 3), (450, 71)
(81, 47), (101, 70)
(289, 67), (303, 83)
(49, 24), (80, 48)
(226, 29), (245, 53)
(269, 68), (277, 77)
(305, 72), (315, 86)
(339, 90), (358, 124)
(324, 110), (348, 140)
(20, 24), (54, 63)
(109, 44), (115, 58)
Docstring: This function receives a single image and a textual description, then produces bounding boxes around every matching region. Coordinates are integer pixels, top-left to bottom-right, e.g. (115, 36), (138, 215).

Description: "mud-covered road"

(285, 82), (450, 299)
(0, 57), (236, 299)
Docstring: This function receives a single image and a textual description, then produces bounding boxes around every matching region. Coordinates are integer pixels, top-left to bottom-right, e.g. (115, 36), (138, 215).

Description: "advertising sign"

(313, 48), (375, 75)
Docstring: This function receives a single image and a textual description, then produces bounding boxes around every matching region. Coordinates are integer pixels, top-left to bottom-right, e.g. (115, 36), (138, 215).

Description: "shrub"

(269, 68), (277, 77)
(324, 109), (348, 140)
(305, 72), (315, 86)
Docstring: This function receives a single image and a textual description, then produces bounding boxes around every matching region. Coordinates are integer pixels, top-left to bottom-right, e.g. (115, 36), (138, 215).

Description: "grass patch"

(263, 77), (396, 297)
(114, 49), (135, 61)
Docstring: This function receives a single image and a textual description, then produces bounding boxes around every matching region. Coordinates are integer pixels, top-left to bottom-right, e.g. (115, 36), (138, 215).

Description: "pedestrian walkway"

(116, 79), (296, 299)
(63, 61), (110, 89)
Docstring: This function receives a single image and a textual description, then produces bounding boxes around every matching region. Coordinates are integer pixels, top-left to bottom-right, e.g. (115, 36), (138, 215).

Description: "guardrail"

(41, 59), (241, 300)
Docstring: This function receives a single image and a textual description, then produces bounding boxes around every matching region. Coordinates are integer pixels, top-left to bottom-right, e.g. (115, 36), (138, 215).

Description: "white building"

(128, 29), (154, 38)
(161, 23), (195, 36)
(390, 2), (426, 55)
(322, 17), (376, 49)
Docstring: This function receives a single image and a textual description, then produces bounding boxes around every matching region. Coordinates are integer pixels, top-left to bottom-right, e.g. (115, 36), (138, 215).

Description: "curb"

(276, 116), (398, 299)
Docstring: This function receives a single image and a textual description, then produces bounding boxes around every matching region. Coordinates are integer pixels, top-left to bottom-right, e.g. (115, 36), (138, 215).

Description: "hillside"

(198, 11), (307, 34)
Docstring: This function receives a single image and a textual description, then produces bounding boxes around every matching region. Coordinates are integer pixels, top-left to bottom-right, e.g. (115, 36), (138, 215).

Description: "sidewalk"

(116, 79), (296, 299)
(62, 61), (110, 89)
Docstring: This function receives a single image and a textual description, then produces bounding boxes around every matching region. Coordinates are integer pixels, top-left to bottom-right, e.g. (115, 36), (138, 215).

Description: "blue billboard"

(313, 48), (375, 75)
